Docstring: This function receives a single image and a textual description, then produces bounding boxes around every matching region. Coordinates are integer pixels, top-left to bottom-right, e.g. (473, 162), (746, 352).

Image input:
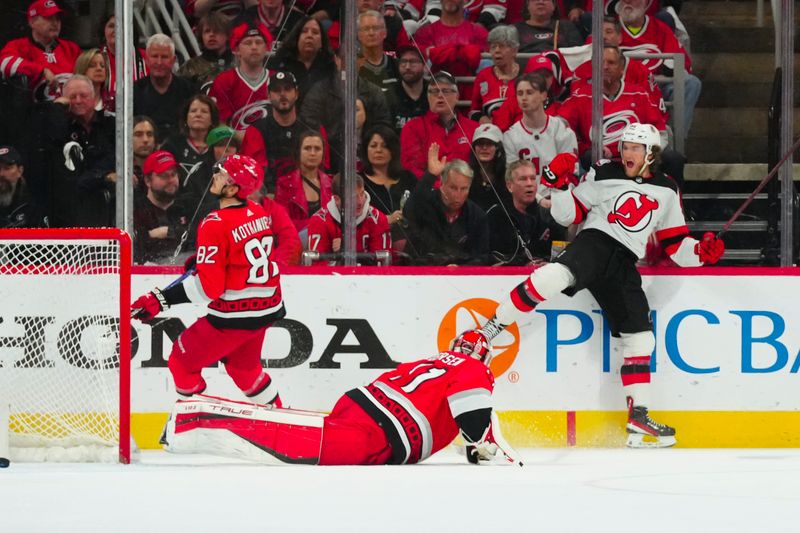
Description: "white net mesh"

(0, 235), (127, 462)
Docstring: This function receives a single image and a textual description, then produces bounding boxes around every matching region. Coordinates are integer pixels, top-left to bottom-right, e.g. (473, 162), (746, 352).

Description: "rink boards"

(24, 265), (800, 448)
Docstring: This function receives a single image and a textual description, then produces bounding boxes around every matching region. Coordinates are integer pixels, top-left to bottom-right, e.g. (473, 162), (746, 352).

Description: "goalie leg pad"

(496, 263), (575, 325)
(166, 396), (324, 465)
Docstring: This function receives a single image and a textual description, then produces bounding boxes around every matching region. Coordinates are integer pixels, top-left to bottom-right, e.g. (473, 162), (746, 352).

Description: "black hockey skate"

(625, 396), (676, 448)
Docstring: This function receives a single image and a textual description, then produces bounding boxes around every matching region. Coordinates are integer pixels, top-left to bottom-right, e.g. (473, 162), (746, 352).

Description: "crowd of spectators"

(0, 0), (695, 267)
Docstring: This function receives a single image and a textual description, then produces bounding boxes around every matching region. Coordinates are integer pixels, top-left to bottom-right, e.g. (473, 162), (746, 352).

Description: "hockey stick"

(717, 135), (800, 239)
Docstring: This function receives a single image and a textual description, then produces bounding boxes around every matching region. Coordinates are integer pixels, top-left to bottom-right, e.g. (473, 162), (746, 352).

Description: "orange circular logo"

(437, 298), (521, 377)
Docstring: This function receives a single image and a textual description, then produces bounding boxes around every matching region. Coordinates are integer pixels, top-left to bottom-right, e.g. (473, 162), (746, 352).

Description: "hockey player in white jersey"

(466, 122), (725, 448)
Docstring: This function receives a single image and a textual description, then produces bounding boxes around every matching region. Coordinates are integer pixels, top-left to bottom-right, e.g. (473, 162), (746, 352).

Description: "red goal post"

(0, 228), (132, 463)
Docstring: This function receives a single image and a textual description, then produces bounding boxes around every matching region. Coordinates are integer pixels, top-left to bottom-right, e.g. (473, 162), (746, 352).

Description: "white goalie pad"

(164, 395), (325, 465)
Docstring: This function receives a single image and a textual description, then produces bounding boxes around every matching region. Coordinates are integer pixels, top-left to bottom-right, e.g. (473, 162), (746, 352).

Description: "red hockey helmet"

(450, 330), (493, 365)
(218, 154), (263, 200)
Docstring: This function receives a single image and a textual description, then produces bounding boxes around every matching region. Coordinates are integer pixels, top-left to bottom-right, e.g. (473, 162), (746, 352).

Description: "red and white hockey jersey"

(182, 200), (285, 329)
(0, 36), (81, 101)
(619, 15), (692, 74)
(556, 80), (667, 157)
(469, 67), (516, 121)
(208, 67), (270, 131)
(424, 0), (513, 23)
(346, 351), (495, 465)
(571, 55), (665, 111)
(551, 160), (702, 265)
(502, 115), (578, 173)
(307, 196), (391, 262)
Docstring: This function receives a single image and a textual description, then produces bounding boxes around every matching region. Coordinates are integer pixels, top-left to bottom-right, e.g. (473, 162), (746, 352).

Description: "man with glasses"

(400, 71), (478, 178)
(388, 45), (429, 132)
(357, 10), (398, 92)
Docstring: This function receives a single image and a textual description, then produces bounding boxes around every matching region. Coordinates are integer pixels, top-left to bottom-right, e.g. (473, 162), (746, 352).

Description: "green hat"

(206, 126), (235, 147)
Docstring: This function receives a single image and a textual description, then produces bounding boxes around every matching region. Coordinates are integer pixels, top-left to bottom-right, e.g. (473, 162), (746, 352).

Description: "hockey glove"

(541, 153), (578, 191)
(695, 232), (724, 265)
(183, 253), (197, 273)
(463, 412), (524, 466)
(131, 288), (169, 322)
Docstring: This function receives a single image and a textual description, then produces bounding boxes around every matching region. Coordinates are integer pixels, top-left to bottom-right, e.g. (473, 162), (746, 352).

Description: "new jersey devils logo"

(607, 191), (659, 232)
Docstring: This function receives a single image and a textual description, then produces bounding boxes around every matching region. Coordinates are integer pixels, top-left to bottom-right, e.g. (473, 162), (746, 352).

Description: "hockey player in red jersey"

(464, 123), (725, 448)
(162, 330), (522, 466)
(131, 154), (285, 408)
(307, 174), (391, 264)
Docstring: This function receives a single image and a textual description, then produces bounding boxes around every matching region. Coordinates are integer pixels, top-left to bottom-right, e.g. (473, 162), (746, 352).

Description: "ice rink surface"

(2, 448), (798, 533)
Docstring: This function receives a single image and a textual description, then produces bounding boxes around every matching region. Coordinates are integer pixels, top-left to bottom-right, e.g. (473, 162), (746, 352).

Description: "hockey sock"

(621, 356), (651, 407)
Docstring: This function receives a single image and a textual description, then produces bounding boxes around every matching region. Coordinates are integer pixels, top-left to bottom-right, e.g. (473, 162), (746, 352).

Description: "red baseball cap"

(143, 150), (178, 175)
(28, 0), (63, 19)
(230, 22), (273, 51)
(525, 54), (555, 76)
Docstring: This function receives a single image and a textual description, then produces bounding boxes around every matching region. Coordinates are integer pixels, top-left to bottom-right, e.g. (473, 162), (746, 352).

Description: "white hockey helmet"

(619, 122), (661, 167)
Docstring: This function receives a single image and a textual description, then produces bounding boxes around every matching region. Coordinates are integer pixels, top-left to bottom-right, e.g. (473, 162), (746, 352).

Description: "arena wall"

(127, 266), (800, 449)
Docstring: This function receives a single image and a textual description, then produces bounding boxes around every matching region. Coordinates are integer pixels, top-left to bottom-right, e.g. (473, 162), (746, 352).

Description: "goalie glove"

(695, 232), (724, 264)
(462, 412), (524, 466)
(541, 152), (578, 191)
(131, 288), (169, 322)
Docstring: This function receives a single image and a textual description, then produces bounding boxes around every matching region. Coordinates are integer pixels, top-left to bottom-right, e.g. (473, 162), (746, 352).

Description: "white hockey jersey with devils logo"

(551, 160), (702, 265)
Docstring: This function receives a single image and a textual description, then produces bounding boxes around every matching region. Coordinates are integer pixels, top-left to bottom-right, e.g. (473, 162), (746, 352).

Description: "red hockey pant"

(168, 316), (269, 396)
(319, 395), (393, 466)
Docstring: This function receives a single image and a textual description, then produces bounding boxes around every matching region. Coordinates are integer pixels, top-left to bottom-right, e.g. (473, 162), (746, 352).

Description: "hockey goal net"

(0, 228), (132, 463)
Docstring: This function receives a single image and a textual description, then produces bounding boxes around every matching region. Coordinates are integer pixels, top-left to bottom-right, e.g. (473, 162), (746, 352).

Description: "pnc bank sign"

(3, 303), (799, 376)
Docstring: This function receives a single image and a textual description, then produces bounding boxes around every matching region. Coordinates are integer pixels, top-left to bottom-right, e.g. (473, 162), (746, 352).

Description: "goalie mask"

(450, 330), (493, 365)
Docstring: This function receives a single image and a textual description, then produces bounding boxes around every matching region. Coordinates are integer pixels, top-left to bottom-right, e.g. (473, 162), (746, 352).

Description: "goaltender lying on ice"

(163, 332), (523, 466)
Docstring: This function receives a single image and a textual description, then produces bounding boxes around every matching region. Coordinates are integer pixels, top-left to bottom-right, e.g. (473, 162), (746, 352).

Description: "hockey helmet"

(450, 330), (493, 365)
(217, 154), (263, 200)
(619, 122), (661, 165)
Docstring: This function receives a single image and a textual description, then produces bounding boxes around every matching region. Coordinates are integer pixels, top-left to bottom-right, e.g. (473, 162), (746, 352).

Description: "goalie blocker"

(165, 337), (522, 466)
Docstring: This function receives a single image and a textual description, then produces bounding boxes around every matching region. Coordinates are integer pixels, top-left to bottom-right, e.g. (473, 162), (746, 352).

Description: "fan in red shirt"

(412, 0), (489, 100)
(163, 330), (523, 466)
(307, 174), (391, 265)
(209, 22), (274, 131)
(132, 154), (285, 410)
(0, 0), (81, 102)
(557, 46), (667, 161)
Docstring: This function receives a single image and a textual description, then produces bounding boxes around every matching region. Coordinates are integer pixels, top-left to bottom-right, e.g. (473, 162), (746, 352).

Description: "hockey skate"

(625, 397), (676, 448)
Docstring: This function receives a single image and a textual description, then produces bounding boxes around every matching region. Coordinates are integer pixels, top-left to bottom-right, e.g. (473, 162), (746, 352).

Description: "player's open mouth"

(625, 160), (635, 169)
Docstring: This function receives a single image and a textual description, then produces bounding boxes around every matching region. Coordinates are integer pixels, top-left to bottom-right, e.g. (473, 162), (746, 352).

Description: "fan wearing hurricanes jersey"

(162, 331), (522, 466)
(131, 154), (285, 408)
(464, 123), (725, 448)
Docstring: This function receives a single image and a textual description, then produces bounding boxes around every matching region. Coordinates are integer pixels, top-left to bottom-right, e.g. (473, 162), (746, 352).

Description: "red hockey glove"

(131, 288), (169, 322)
(695, 232), (724, 265)
(541, 153), (578, 191)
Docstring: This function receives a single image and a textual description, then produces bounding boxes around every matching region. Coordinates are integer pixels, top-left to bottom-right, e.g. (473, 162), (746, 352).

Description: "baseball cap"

(268, 71), (297, 92)
(0, 146), (23, 166)
(230, 22), (273, 51)
(206, 126), (235, 147)
(143, 150), (178, 175)
(395, 44), (424, 60)
(431, 70), (457, 87)
(472, 124), (502, 145)
(28, 0), (63, 19)
(525, 54), (555, 76)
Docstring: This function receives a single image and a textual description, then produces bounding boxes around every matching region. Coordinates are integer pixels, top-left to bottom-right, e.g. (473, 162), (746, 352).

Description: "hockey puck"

(0, 458), (9, 468)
